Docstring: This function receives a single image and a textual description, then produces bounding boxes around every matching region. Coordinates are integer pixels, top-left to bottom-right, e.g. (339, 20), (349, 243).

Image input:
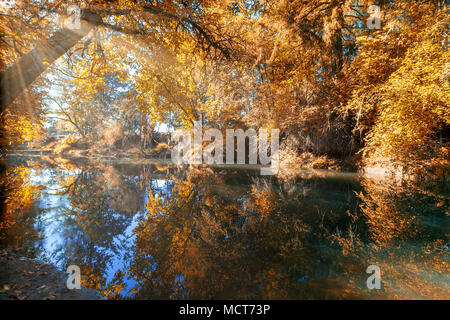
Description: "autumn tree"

(343, 1), (449, 176)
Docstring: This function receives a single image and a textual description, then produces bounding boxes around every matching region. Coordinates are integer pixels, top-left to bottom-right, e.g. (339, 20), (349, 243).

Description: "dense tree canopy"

(1, 0), (448, 176)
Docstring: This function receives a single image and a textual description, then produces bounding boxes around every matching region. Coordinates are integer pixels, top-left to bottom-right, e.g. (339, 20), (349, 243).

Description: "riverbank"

(0, 250), (99, 300)
(8, 147), (357, 172)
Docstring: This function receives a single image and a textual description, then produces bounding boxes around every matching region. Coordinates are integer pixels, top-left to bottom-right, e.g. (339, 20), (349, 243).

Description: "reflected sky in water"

(1, 157), (449, 299)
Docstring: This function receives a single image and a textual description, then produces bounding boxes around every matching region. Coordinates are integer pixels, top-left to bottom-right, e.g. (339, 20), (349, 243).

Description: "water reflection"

(0, 157), (448, 299)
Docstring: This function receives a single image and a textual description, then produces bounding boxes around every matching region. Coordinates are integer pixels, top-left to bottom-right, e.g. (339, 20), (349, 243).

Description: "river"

(1, 155), (448, 299)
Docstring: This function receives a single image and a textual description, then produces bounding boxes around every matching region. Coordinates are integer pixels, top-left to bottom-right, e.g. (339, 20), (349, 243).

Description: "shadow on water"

(0, 156), (448, 299)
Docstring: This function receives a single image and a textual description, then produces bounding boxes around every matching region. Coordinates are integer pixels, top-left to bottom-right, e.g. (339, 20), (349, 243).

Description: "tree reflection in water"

(0, 157), (448, 299)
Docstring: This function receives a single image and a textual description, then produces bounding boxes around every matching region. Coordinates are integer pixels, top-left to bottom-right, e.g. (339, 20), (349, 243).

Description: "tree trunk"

(0, 12), (102, 110)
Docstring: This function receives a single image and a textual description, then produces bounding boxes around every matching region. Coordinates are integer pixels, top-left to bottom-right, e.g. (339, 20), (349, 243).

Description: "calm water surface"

(1, 156), (448, 299)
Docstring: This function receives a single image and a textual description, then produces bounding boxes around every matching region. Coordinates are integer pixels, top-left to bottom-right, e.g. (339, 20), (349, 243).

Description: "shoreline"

(5, 151), (447, 181)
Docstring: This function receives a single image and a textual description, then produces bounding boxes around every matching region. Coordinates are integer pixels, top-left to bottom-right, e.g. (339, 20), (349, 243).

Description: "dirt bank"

(0, 250), (99, 300)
